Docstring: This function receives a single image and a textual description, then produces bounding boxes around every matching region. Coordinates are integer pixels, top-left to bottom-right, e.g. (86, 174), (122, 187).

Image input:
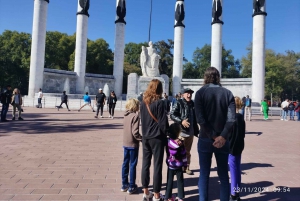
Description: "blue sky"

(0, 0), (299, 62)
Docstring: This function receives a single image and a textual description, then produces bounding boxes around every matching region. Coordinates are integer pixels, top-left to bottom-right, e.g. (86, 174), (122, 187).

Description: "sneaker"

(127, 185), (138, 194)
(142, 191), (153, 201)
(100, 116), (103, 118)
(152, 193), (164, 201)
(18, 117), (23, 120)
(68, 110), (71, 111)
(94, 116), (98, 118)
(280, 119), (283, 120)
(109, 115), (111, 118)
(185, 168), (193, 175)
(92, 110), (95, 112)
(112, 116), (114, 119)
(12, 117), (15, 120)
(121, 185), (129, 192)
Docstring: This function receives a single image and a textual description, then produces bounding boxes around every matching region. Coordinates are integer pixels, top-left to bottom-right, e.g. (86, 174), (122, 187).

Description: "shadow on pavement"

(246, 131), (263, 136)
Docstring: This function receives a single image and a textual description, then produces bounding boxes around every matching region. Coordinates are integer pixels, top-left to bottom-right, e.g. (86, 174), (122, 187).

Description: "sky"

(0, 0), (299, 62)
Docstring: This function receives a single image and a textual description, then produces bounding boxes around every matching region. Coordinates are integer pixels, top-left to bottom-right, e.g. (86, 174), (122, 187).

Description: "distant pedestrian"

(95, 88), (106, 118)
(78, 92), (94, 112)
(1, 85), (12, 122)
(261, 99), (269, 120)
(57, 91), (70, 111)
(137, 92), (143, 103)
(241, 96), (246, 116)
(281, 99), (289, 121)
(244, 95), (252, 121)
(163, 93), (171, 114)
(37, 88), (43, 108)
(229, 96), (245, 201)
(171, 94), (179, 108)
(11, 88), (23, 120)
(121, 98), (142, 195)
(107, 91), (117, 119)
(165, 123), (187, 201)
(288, 100), (295, 121)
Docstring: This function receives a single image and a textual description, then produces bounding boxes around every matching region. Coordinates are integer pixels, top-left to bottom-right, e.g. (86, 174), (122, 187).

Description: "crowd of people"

(122, 67), (246, 201)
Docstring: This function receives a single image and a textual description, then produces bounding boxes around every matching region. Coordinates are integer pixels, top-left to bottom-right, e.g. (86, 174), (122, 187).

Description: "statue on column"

(140, 41), (161, 77)
(115, 0), (126, 24)
(175, 3), (185, 27)
(78, 0), (90, 16)
(212, 0), (223, 24)
(253, 0), (265, 14)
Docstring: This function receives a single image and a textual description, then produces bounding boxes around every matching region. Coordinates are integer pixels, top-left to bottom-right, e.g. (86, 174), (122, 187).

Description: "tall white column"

(172, 0), (185, 96)
(28, 0), (49, 98)
(74, 0), (89, 94)
(252, 0), (267, 103)
(113, 0), (126, 98)
(211, 0), (223, 76)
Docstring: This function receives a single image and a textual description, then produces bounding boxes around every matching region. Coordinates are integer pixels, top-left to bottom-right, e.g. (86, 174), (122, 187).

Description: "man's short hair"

(6, 85), (11, 88)
(85, 92), (88, 95)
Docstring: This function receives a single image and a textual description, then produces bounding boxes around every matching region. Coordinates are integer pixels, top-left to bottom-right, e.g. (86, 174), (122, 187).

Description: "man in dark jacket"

(170, 88), (199, 175)
(95, 88), (106, 118)
(1, 85), (12, 122)
(194, 67), (236, 201)
(57, 91), (70, 111)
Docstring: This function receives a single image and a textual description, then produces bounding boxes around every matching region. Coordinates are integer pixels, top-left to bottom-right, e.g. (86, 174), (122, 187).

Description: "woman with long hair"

(140, 79), (169, 201)
(107, 91), (117, 119)
(11, 88), (23, 120)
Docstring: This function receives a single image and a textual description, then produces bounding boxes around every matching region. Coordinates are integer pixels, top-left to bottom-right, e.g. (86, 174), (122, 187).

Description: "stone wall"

(181, 78), (252, 99)
(43, 68), (115, 95)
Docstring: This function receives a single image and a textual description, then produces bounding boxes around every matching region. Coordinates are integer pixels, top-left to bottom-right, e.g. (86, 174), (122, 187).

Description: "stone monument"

(252, 0), (267, 103)
(127, 41), (169, 99)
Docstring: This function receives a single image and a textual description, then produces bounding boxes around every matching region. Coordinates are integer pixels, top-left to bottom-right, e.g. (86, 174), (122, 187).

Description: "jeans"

(122, 147), (139, 188)
(289, 110), (294, 120)
(141, 136), (166, 193)
(38, 98), (42, 108)
(12, 104), (22, 118)
(108, 104), (115, 116)
(96, 104), (104, 116)
(1, 104), (9, 121)
(198, 138), (230, 201)
(245, 106), (251, 121)
(297, 111), (300, 121)
(282, 110), (287, 120)
(165, 168), (185, 199)
(228, 154), (242, 196)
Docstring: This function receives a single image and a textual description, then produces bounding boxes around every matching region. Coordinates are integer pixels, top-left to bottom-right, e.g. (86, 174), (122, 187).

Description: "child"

(261, 99), (269, 120)
(121, 98), (142, 194)
(229, 96), (246, 201)
(165, 123), (187, 201)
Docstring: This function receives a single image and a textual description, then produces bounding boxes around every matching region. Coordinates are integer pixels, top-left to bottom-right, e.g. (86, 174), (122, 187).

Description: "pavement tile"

(40, 195), (71, 200)
(11, 194), (43, 200)
(31, 188), (61, 194)
(0, 194), (14, 200)
(86, 188), (114, 194)
(3, 188), (35, 194)
(69, 195), (99, 201)
(25, 183), (53, 189)
(59, 188), (88, 194)
(51, 184), (79, 189)
(67, 179), (93, 183)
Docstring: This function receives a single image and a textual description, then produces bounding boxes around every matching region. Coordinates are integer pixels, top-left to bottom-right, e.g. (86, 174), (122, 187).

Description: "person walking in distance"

(1, 85), (12, 122)
(165, 123), (187, 201)
(170, 88), (199, 175)
(288, 100), (295, 121)
(95, 88), (106, 118)
(244, 95), (252, 121)
(281, 99), (289, 121)
(78, 92), (95, 112)
(140, 79), (169, 201)
(121, 98), (142, 195)
(261, 99), (269, 120)
(57, 91), (70, 111)
(37, 88), (43, 108)
(294, 100), (300, 121)
(107, 91), (117, 119)
(229, 96), (245, 201)
(11, 88), (24, 120)
(194, 67), (236, 201)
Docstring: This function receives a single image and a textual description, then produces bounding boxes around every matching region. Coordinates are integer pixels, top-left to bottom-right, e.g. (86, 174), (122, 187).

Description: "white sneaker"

(284, 119), (288, 121)
(280, 119), (283, 120)
(100, 116), (103, 118)
(142, 191), (153, 201)
(112, 116), (114, 119)
(109, 115), (111, 118)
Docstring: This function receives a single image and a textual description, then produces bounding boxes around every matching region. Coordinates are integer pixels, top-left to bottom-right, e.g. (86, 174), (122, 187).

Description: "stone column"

(172, 0), (185, 96)
(113, 0), (126, 98)
(252, 0), (267, 103)
(28, 0), (49, 98)
(211, 0), (223, 76)
(74, 0), (90, 94)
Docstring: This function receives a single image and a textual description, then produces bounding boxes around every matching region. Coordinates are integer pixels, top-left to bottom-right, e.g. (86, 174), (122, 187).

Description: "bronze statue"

(212, 0), (223, 24)
(253, 0), (265, 13)
(115, 0), (126, 24)
(175, 3), (185, 27)
(78, 0), (90, 16)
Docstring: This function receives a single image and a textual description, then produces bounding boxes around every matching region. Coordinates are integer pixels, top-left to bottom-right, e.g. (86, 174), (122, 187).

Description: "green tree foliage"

(0, 30), (31, 93)
(183, 44), (240, 79)
(241, 44), (300, 100)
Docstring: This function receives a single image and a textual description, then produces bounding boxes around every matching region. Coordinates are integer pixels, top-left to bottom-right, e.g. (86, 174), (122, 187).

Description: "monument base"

(127, 73), (169, 100)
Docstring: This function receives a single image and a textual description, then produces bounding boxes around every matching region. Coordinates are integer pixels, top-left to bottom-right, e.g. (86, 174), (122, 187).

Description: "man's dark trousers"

(96, 104), (104, 117)
(1, 104), (9, 121)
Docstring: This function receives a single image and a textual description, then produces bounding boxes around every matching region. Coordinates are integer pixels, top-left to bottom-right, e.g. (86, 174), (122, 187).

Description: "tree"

(124, 42), (148, 67)
(0, 30), (31, 94)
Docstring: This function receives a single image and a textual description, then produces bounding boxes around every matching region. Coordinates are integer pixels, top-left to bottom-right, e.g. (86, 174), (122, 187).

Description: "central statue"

(140, 41), (161, 77)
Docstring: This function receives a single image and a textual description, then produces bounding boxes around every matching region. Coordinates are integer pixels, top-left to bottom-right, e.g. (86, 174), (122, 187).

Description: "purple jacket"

(166, 139), (187, 169)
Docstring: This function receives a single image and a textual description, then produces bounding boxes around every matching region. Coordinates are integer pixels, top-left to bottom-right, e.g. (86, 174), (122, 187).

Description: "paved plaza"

(0, 107), (299, 201)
